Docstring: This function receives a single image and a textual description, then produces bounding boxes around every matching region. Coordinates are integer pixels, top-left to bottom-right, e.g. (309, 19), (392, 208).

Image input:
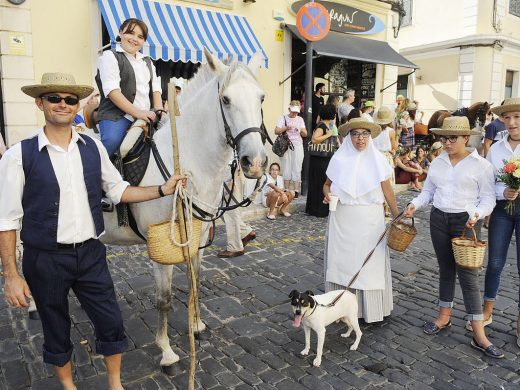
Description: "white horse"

(100, 50), (267, 371)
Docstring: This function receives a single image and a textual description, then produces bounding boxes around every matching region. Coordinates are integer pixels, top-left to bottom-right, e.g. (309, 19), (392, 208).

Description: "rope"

(169, 172), (196, 248)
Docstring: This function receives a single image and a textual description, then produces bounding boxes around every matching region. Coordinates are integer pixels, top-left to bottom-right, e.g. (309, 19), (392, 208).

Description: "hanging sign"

(296, 2), (331, 41)
(291, 1), (385, 35)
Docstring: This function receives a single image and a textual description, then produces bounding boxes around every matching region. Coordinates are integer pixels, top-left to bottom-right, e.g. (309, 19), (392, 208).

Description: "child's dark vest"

(95, 50), (153, 122)
(20, 135), (104, 250)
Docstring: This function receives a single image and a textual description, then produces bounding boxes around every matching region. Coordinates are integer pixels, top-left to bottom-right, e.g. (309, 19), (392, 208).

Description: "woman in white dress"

(323, 117), (398, 322)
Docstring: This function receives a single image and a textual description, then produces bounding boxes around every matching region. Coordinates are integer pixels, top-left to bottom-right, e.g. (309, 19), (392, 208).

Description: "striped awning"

(98, 0), (268, 67)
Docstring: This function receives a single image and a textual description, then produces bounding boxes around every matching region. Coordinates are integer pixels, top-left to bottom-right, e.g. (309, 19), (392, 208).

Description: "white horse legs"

(153, 264), (180, 367)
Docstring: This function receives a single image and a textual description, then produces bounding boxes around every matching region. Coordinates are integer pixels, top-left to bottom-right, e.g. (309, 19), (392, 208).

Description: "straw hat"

(338, 117), (382, 138)
(431, 116), (481, 136)
(373, 106), (396, 125)
(491, 97), (520, 116)
(22, 72), (94, 99)
(430, 141), (443, 151)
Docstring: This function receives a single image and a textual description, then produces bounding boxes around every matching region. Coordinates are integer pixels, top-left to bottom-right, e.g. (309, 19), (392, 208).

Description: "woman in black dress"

(306, 104), (339, 217)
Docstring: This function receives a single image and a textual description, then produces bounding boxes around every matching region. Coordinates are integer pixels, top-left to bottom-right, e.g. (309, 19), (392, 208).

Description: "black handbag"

(308, 123), (338, 157)
(272, 116), (294, 157)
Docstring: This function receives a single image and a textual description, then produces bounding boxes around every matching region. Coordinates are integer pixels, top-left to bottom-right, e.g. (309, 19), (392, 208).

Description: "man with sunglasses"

(0, 73), (185, 390)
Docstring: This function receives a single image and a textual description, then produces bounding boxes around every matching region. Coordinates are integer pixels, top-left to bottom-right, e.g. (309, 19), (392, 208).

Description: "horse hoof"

(194, 330), (210, 341)
(161, 364), (178, 376)
(29, 311), (40, 320)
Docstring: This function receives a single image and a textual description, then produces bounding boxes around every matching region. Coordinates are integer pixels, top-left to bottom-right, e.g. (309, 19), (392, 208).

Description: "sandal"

(470, 338), (504, 359)
(423, 320), (452, 335)
(266, 214), (276, 220)
(280, 212), (291, 217)
(465, 315), (492, 331)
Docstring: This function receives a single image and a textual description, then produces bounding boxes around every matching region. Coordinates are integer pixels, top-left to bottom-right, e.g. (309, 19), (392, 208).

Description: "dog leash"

(313, 211), (406, 311)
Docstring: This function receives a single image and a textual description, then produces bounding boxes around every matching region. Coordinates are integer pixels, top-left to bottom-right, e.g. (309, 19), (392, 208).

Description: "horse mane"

(182, 60), (257, 99)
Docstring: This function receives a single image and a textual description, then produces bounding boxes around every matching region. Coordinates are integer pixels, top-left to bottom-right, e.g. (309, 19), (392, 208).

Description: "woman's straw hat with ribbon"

(373, 106), (396, 125)
(491, 97), (520, 116)
(21, 72), (94, 99)
(431, 116), (481, 136)
(338, 117), (382, 138)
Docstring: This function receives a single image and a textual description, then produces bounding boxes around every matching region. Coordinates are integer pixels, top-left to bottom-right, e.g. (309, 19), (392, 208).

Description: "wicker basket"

(147, 219), (202, 265)
(452, 227), (486, 269)
(387, 218), (417, 252)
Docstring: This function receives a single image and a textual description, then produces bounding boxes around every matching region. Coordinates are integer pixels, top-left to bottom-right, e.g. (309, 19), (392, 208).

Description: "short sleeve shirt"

(276, 115), (305, 145)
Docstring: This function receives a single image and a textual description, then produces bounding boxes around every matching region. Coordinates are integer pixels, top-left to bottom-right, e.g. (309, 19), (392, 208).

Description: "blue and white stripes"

(98, 0), (268, 67)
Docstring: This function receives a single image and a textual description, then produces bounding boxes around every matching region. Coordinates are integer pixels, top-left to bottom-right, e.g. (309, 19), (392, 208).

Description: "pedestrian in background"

(405, 116), (503, 359)
(481, 98), (520, 348)
(263, 162), (295, 220)
(96, 18), (163, 158)
(337, 89), (356, 123)
(427, 142), (443, 162)
(483, 101), (507, 157)
(306, 104), (339, 218)
(312, 83), (325, 127)
(323, 117), (398, 323)
(361, 100), (375, 122)
(274, 100), (307, 197)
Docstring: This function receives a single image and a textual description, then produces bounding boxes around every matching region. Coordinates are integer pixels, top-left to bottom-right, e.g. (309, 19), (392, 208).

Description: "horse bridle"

(217, 83), (273, 149)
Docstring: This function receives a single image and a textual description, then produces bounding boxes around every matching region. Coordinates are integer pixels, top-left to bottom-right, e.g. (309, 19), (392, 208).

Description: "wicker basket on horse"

(387, 218), (417, 252)
(451, 227), (486, 269)
(147, 219), (202, 265)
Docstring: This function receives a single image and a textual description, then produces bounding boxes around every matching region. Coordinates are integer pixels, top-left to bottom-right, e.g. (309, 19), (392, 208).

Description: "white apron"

(326, 203), (386, 290)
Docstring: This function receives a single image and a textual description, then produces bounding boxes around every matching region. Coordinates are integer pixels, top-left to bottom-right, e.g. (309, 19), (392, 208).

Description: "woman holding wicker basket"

(404, 116), (503, 359)
(323, 117), (398, 323)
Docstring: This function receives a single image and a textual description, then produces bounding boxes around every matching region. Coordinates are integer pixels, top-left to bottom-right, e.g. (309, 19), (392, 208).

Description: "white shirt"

(0, 129), (129, 243)
(372, 128), (392, 153)
(262, 174), (285, 197)
(411, 150), (495, 218)
(486, 137), (520, 200)
(98, 45), (162, 121)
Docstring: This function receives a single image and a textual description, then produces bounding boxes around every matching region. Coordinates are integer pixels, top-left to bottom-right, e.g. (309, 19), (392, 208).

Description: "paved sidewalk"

(1, 192), (520, 389)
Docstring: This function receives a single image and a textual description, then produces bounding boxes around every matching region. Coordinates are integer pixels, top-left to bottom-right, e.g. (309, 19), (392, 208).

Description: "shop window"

(510, 0), (520, 17)
(401, 0), (413, 27)
(505, 70), (518, 98)
(396, 74), (408, 98)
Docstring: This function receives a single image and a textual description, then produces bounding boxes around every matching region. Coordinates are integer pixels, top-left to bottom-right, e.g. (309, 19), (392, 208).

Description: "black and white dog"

(289, 289), (362, 367)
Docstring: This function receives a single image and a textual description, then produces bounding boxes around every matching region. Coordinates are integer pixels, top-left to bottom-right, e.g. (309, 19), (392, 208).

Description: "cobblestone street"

(1, 193), (520, 389)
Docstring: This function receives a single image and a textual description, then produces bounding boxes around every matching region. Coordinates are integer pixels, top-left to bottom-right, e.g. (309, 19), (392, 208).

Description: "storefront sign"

(180, 0), (233, 10)
(291, 1), (385, 35)
(9, 33), (26, 55)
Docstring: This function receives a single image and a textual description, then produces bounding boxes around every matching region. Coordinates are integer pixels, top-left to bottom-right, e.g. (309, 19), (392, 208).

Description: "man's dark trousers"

(22, 239), (127, 366)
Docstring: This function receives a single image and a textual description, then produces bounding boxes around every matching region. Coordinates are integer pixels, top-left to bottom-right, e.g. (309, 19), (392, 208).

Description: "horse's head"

(474, 101), (492, 127)
(205, 49), (268, 179)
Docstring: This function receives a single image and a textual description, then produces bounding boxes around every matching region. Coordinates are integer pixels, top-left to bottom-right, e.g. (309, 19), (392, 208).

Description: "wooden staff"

(167, 83), (198, 390)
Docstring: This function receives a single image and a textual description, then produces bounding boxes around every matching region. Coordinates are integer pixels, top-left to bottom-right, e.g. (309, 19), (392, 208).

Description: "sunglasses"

(350, 131), (371, 139)
(40, 95), (80, 105)
(439, 135), (460, 144)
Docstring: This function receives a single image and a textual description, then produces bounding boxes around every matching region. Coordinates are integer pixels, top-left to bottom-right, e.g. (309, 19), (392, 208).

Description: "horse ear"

(289, 290), (299, 299)
(305, 290), (314, 296)
(247, 52), (264, 77)
(204, 47), (227, 76)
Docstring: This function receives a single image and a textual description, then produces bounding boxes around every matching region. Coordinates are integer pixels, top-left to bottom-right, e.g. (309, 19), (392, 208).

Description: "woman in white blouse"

(405, 116), (503, 359)
(483, 98), (520, 349)
(323, 118), (398, 323)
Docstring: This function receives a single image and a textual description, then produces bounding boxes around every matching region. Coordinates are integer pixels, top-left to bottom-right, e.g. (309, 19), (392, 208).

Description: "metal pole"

(301, 0), (314, 196)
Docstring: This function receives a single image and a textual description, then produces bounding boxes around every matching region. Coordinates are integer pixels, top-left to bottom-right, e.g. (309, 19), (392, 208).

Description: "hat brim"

(431, 128), (481, 136)
(338, 121), (382, 139)
(491, 104), (520, 116)
(22, 84), (94, 100)
(373, 111), (396, 125)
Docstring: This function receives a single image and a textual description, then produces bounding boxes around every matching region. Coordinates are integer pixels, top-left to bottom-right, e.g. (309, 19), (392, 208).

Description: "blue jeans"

(485, 200), (520, 310)
(99, 117), (132, 158)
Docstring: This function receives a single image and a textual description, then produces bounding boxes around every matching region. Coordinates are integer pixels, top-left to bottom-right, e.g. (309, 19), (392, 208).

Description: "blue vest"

(20, 134), (104, 250)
